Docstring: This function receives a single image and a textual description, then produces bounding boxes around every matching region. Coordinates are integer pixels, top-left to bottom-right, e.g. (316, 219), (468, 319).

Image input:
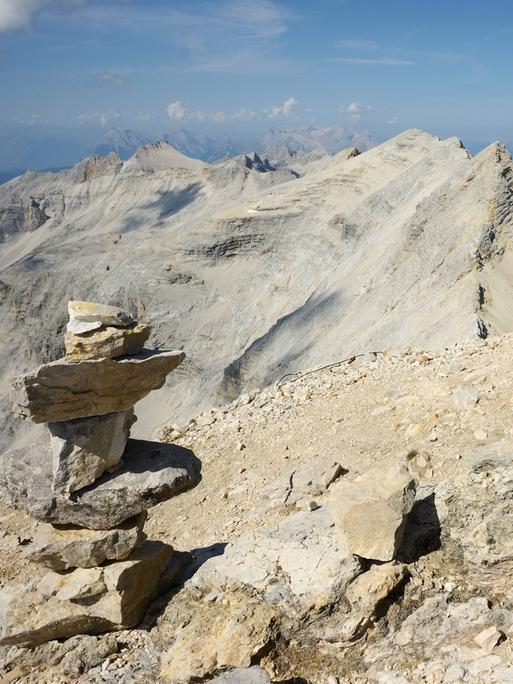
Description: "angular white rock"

(329, 463), (417, 562)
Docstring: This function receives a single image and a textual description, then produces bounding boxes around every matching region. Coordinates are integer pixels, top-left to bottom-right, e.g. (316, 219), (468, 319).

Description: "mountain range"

(0, 124), (378, 182)
(0, 129), (512, 450)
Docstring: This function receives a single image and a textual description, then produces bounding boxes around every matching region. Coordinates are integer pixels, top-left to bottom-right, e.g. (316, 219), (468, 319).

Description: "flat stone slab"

(0, 439), (201, 529)
(192, 506), (361, 611)
(67, 300), (135, 334)
(15, 349), (185, 423)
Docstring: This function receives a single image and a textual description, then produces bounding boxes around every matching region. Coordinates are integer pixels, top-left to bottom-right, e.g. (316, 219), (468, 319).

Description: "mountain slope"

(0, 129), (512, 449)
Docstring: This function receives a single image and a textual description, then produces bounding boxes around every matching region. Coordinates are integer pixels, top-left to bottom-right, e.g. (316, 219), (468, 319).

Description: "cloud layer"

(0, 0), (81, 32)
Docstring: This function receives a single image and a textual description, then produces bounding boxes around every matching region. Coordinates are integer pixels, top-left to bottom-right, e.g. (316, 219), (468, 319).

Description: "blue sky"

(1, 0), (513, 152)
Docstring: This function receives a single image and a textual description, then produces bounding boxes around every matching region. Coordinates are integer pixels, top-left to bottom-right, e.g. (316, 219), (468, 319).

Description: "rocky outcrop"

(0, 301), (199, 647)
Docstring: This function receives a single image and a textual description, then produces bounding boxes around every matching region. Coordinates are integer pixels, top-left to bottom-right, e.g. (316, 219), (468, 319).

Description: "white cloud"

(336, 39), (378, 51)
(336, 57), (415, 66)
(0, 0), (82, 32)
(387, 116), (400, 125)
(339, 101), (372, 122)
(233, 108), (256, 120)
(266, 96), (298, 119)
(95, 70), (128, 86)
(78, 111), (120, 127)
(218, 0), (288, 39)
(166, 101), (187, 121)
(212, 111), (226, 122)
(136, 113), (154, 121)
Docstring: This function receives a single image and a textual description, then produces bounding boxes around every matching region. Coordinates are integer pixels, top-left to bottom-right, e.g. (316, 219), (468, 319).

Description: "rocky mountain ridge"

(0, 129), (512, 454)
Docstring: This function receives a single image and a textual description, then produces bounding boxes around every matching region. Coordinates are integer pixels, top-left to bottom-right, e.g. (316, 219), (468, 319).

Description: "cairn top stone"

(67, 300), (135, 334)
(0, 438), (201, 529)
(15, 349), (185, 423)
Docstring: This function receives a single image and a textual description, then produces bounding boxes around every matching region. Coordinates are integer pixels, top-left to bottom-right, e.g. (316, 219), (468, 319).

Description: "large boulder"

(64, 323), (151, 360)
(26, 514), (146, 570)
(0, 438), (201, 529)
(0, 541), (172, 646)
(329, 463), (417, 561)
(15, 349), (185, 423)
(49, 409), (136, 494)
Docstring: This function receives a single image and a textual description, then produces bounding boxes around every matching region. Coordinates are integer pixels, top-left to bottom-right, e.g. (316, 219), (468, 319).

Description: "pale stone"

(157, 590), (278, 684)
(49, 410), (136, 494)
(15, 349), (185, 423)
(329, 464), (417, 561)
(0, 439), (201, 529)
(0, 541), (172, 646)
(192, 506), (361, 611)
(257, 455), (345, 513)
(64, 323), (151, 360)
(452, 385), (479, 410)
(25, 514), (146, 570)
(67, 301), (134, 335)
(210, 667), (272, 683)
(474, 625), (503, 652)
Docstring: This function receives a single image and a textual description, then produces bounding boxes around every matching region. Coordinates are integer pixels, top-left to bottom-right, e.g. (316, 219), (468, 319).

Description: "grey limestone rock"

(329, 463), (417, 562)
(49, 409), (136, 494)
(0, 541), (173, 646)
(67, 300), (135, 334)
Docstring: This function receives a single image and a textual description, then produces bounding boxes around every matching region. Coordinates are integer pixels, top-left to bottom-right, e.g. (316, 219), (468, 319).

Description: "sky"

(1, 0), (513, 166)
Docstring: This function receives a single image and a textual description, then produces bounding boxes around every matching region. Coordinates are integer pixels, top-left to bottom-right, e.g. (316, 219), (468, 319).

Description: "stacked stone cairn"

(0, 301), (200, 647)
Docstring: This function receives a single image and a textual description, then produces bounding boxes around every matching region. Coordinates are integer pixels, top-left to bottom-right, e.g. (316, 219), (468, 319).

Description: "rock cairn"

(0, 301), (200, 646)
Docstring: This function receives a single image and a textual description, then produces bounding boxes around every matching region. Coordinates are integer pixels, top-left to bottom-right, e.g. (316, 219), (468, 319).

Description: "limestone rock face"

(25, 514), (146, 570)
(0, 541), (172, 646)
(49, 410), (136, 494)
(256, 455), (345, 513)
(329, 464), (417, 561)
(0, 439), (201, 529)
(15, 350), (185, 423)
(64, 323), (151, 360)
(67, 301), (134, 335)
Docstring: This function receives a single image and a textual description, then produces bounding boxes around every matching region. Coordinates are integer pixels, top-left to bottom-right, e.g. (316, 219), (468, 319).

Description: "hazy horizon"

(2, 0), (513, 171)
